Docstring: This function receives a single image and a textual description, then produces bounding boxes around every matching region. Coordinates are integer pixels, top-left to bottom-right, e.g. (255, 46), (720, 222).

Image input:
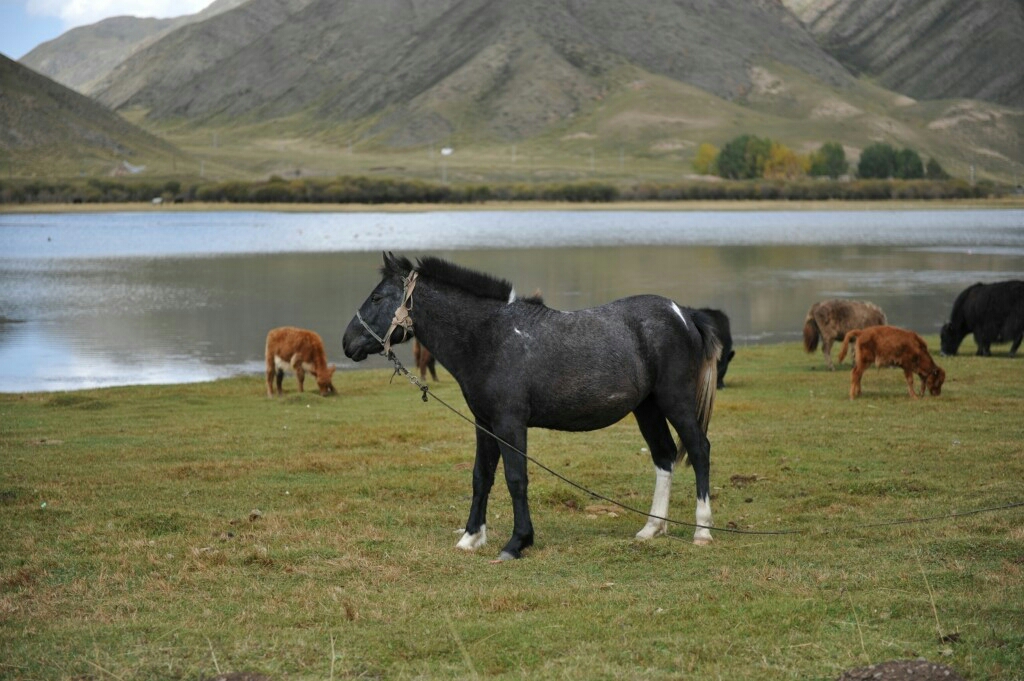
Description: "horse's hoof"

(693, 536), (713, 546)
(456, 526), (487, 551)
(495, 550), (518, 562)
(635, 522), (667, 540)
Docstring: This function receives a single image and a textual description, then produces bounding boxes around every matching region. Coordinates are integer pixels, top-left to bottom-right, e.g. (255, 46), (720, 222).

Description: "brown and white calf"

(838, 325), (945, 399)
(265, 326), (337, 397)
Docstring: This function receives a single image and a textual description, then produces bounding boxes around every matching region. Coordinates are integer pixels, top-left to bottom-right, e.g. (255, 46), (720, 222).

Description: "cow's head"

(315, 364), (337, 396)
(925, 366), (945, 396)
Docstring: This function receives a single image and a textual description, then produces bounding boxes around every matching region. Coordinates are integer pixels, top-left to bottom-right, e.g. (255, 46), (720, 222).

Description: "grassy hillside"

(0, 56), (189, 178)
(141, 62), (1023, 186)
(1, 341), (1021, 679)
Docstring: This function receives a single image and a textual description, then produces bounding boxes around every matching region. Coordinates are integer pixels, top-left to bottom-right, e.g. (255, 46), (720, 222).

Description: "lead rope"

(357, 288), (1024, 537)
(378, 349), (1024, 536)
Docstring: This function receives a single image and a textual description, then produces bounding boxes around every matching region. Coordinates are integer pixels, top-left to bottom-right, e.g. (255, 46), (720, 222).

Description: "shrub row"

(0, 176), (998, 205)
(623, 178), (990, 201)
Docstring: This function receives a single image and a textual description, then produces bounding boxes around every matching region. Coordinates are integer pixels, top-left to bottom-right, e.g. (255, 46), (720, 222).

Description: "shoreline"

(3, 197), (1024, 214)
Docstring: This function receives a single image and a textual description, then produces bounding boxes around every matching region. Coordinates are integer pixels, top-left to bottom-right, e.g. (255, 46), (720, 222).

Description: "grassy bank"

(1, 341), (1022, 680)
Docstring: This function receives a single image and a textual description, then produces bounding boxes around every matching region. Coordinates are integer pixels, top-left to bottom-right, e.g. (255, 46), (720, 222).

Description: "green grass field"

(1, 341), (1022, 680)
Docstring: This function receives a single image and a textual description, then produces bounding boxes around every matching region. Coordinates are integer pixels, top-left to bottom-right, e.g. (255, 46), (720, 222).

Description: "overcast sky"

(0, 0), (215, 59)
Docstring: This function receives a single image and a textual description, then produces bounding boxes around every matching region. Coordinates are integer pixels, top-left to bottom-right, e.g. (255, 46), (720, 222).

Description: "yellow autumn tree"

(692, 143), (719, 175)
(764, 142), (810, 180)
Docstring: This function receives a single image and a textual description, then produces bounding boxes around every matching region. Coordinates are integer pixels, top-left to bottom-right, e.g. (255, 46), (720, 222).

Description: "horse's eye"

(371, 294), (382, 303)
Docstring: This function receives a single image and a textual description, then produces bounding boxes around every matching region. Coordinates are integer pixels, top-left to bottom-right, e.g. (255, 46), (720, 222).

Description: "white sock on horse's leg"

(456, 525), (487, 551)
(636, 467), (672, 539)
(693, 495), (713, 545)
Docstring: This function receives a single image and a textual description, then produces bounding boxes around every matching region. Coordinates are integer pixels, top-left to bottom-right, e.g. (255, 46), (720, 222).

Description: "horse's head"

(343, 252), (416, 362)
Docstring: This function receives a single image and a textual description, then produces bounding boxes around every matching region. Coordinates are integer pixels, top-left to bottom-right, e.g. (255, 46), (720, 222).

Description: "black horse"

(343, 253), (721, 560)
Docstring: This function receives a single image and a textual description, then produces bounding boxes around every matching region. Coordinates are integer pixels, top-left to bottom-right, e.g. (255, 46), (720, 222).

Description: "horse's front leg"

(496, 426), (533, 561)
(457, 426), (500, 552)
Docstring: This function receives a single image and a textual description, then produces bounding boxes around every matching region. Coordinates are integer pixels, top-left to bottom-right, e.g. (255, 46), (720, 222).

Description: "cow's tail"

(803, 310), (820, 353)
(693, 312), (721, 435)
(837, 329), (860, 363)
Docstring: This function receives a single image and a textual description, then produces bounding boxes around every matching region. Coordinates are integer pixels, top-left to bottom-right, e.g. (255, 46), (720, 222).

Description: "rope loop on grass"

(377, 348), (1024, 538)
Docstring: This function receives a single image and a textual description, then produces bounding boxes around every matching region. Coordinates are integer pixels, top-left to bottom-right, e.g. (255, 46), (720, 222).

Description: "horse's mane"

(385, 254), (543, 305)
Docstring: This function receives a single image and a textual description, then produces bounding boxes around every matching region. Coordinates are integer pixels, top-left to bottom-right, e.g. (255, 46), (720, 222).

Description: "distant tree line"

(694, 136), (951, 181)
(0, 172), (997, 206)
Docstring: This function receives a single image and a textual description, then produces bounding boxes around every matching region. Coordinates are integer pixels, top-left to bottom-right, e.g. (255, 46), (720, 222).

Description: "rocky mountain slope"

(782, 0), (1024, 109)
(18, 0), (248, 95)
(89, 0), (853, 145)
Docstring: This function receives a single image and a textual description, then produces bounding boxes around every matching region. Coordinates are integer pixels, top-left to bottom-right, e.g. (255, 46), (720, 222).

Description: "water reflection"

(0, 210), (1021, 392)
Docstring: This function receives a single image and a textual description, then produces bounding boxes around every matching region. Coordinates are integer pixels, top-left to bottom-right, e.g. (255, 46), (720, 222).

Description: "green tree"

(858, 142), (898, 179)
(717, 134), (772, 179)
(894, 148), (924, 179)
(925, 157), (950, 180)
(808, 142), (848, 179)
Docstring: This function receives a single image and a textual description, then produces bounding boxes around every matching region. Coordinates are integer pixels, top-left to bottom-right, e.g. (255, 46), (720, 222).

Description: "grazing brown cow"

(412, 338), (439, 381)
(803, 299), (887, 370)
(265, 326), (336, 397)
(838, 325), (945, 399)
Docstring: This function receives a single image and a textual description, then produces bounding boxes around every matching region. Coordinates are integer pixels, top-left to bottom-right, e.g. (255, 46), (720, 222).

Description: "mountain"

(782, 0), (1024, 109)
(18, 0), (249, 95)
(9, 0), (1024, 183)
(91, 0), (853, 141)
(0, 55), (184, 176)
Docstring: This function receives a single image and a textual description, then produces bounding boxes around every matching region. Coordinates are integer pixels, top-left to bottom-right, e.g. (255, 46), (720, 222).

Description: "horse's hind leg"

(676, 416), (713, 545)
(654, 393), (714, 545)
(633, 398), (678, 540)
(457, 425), (501, 552)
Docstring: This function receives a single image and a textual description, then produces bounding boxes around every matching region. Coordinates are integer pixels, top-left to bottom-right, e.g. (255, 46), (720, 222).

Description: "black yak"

(940, 280), (1024, 357)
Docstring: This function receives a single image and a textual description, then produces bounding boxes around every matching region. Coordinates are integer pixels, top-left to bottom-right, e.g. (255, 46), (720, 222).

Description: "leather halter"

(357, 271), (418, 358)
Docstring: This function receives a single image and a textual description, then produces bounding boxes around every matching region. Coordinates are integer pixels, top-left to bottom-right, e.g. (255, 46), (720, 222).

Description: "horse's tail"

(837, 329), (860, 363)
(803, 309), (820, 353)
(693, 313), (721, 435)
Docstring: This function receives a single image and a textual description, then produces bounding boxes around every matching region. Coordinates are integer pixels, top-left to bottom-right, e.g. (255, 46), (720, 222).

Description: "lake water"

(1, 208), (1022, 393)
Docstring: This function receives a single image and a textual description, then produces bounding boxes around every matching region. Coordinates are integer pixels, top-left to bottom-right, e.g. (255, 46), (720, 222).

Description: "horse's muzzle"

(342, 318), (372, 361)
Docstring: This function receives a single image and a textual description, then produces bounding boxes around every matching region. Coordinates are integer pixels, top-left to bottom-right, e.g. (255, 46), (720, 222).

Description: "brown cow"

(412, 338), (438, 382)
(265, 326), (336, 397)
(803, 299), (887, 370)
(838, 325), (945, 399)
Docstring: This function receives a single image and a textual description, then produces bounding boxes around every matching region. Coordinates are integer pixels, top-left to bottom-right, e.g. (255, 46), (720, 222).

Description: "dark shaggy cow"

(700, 308), (735, 388)
(940, 280), (1024, 357)
(838, 326), (945, 399)
(803, 299), (887, 370)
